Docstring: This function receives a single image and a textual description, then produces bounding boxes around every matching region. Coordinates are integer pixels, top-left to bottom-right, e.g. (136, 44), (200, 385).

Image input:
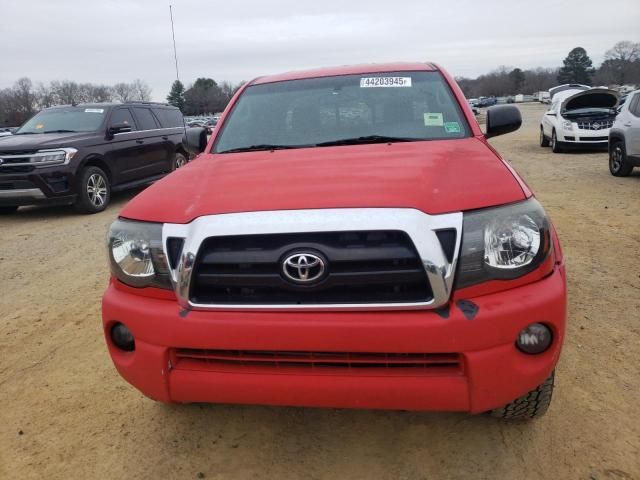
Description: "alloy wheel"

(176, 155), (187, 169)
(87, 173), (107, 207)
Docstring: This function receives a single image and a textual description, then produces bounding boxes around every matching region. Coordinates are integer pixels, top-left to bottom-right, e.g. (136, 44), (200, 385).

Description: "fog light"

(516, 323), (552, 354)
(111, 322), (135, 352)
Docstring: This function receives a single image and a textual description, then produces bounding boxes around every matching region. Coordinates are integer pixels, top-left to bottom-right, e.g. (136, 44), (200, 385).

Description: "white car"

(540, 87), (619, 153)
(609, 89), (640, 176)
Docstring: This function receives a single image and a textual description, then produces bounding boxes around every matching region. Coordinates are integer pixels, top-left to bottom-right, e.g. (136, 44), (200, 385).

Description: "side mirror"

(485, 105), (522, 139)
(183, 127), (208, 155)
(107, 123), (132, 138)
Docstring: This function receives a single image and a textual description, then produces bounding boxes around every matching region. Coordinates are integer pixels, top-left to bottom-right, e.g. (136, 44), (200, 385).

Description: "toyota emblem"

(282, 252), (326, 284)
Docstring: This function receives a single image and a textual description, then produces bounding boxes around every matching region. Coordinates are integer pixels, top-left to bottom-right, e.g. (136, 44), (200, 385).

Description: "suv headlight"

(456, 199), (551, 289)
(31, 148), (78, 167)
(108, 219), (172, 289)
(561, 120), (573, 131)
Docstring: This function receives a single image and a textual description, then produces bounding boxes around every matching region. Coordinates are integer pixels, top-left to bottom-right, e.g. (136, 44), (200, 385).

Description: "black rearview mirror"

(485, 105), (522, 139)
(184, 127), (208, 155)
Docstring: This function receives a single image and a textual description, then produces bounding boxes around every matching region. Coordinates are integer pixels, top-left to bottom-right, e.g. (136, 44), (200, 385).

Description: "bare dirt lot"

(1, 103), (639, 480)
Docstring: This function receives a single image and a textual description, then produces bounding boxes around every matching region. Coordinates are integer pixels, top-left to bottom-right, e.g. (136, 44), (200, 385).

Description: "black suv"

(0, 102), (190, 214)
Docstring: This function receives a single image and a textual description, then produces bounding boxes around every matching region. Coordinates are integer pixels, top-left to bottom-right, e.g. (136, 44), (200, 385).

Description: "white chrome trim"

(112, 127), (184, 137)
(162, 208), (463, 311)
(0, 188), (45, 199)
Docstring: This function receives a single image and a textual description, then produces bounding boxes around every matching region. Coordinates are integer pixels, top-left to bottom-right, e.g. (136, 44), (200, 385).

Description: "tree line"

(457, 40), (640, 98)
(0, 78), (152, 127)
(167, 78), (245, 116)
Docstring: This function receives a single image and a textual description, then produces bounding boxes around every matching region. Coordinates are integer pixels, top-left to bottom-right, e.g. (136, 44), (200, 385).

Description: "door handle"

(136, 139), (144, 144)
(624, 122), (632, 127)
(162, 136), (169, 140)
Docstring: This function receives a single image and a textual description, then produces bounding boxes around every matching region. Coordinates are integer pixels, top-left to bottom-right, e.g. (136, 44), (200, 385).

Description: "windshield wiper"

(315, 135), (420, 147)
(218, 144), (303, 154)
(13, 131), (38, 135)
(43, 129), (78, 133)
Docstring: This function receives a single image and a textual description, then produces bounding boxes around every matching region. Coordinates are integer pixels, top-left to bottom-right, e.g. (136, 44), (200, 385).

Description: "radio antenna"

(169, 4), (180, 82)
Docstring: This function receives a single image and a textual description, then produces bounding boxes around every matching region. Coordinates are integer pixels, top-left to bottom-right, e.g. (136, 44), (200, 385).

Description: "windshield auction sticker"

(85, 108), (104, 113)
(424, 113), (444, 126)
(444, 121), (461, 133)
(360, 77), (412, 88)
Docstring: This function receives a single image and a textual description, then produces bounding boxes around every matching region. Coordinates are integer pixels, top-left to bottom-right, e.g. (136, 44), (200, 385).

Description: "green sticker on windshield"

(424, 113), (443, 126)
(444, 121), (461, 133)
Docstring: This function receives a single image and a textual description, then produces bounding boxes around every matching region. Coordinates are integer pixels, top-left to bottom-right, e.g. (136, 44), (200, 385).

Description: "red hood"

(120, 138), (526, 224)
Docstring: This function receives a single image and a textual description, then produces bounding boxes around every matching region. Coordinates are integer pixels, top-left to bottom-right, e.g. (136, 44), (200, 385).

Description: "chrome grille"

(576, 119), (614, 130)
(163, 208), (463, 311)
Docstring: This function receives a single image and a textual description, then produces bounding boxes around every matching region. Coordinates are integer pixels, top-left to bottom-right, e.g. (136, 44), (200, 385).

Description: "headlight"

(456, 199), (551, 289)
(561, 120), (573, 131)
(108, 219), (171, 289)
(31, 148), (78, 167)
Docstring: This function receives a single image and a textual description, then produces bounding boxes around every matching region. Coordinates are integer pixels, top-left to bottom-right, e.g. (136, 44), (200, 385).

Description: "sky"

(1, 0), (639, 101)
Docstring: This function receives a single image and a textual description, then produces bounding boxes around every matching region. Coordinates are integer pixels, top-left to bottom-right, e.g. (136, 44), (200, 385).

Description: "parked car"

(187, 119), (213, 134)
(0, 127), (17, 137)
(467, 100), (480, 115)
(540, 88), (619, 153)
(476, 96), (497, 107)
(103, 62), (566, 421)
(609, 89), (640, 176)
(0, 102), (194, 214)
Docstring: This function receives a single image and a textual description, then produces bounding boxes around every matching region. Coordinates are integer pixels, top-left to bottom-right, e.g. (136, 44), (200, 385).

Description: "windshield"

(214, 71), (470, 153)
(16, 107), (107, 134)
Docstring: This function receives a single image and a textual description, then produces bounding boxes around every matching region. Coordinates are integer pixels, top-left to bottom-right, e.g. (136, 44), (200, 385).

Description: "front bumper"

(102, 265), (566, 413)
(0, 165), (77, 206)
(558, 128), (610, 145)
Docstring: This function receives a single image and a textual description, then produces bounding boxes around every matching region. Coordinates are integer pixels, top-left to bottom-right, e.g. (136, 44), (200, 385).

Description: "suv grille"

(577, 119), (614, 130)
(190, 231), (432, 305)
(174, 349), (462, 375)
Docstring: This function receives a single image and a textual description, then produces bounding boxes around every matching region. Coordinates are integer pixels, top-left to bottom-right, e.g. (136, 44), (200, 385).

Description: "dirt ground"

(1, 103), (639, 480)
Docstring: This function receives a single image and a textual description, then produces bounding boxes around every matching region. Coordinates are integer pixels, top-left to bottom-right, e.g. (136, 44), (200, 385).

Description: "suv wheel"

(74, 166), (110, 214)
(540, 128), (550, 147)
(551, 130), (562, 153)
(0, 206), (18, 214)
(172, 152), (188, 170)
(609, 141), (633, 177)
(490, 371), (555, 421)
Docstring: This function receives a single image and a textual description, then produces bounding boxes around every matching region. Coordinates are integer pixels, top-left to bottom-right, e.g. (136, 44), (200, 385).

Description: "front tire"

(551, 130), (562, 153)
(540, 128), (550, 147)
(609, 141), (633, 177)
(490, 371), (555, 421)
(74, 166), (110, 214)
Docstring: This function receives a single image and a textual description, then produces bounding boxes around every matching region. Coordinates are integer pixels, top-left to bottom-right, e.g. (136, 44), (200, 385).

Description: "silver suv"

(609, 90), (640, 176)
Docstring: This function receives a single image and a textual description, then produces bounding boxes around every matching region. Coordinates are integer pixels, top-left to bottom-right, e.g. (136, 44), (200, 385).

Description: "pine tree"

(166, 80), (186, 111)
(557, 47), (594, 85)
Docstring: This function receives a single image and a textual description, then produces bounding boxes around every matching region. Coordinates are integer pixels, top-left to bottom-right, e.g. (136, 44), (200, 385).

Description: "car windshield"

(214, 71), (470, 153)
(15, 107), (107, 134)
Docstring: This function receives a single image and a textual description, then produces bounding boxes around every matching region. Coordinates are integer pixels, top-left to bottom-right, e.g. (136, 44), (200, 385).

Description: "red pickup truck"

(102, 62), (566, 420)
